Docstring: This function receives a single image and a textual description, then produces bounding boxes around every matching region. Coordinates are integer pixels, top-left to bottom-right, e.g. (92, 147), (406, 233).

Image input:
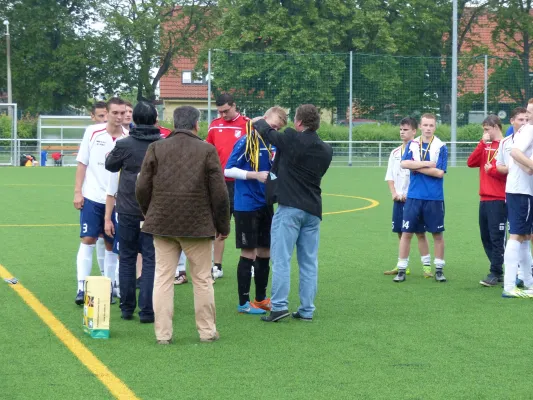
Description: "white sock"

(104, 250), (118, 289)
(434, 258), (445, 270)
(396, 258), (408, 270)
(115, 261), (120, 289)
(96, 238), (105, 275)
(175, 252), (187, 276)
(77, 243), (95, 291)
(519, 241), (533, 288)
(504, 240), (521, 292)
(421, 254), (431, 266)
(518, 265), (524, 280)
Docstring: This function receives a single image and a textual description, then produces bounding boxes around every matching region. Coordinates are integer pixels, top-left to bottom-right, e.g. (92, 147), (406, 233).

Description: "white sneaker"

(251, 266), (254, 277)
(212, 266), (223, 280)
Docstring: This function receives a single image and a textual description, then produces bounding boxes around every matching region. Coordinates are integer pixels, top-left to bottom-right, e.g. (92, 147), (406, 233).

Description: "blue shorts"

(402, 199), (445, 234)
(112, 214), (119, 254)
(506, 193), (533, 235)
(392, 201), (424, 233)
(79, 197), (115, 243)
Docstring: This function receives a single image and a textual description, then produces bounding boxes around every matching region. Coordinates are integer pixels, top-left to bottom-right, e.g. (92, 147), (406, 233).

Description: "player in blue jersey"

(224, 106), (288, 314)
(393, 113), (448, 283)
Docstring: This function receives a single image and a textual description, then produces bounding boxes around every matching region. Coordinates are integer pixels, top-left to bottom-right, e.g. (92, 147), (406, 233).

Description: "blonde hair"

(264, 106), (288, 127)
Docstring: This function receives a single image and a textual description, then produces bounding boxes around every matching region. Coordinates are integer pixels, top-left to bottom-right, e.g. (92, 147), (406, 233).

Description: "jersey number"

(402, 221), (409, 229)
(82, 223), (88, 233)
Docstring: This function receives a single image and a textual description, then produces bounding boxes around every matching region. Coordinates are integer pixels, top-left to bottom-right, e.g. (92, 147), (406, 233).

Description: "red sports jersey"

(206, 114), (249, 181)
(467, 139), (506, 201)
(158, 126), (172, 138)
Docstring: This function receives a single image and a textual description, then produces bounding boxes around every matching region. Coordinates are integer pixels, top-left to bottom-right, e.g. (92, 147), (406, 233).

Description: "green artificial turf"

(0, 166), (527, 399)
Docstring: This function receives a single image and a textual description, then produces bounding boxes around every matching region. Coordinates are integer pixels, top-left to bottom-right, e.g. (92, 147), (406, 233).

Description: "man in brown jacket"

(136, 106), (230, 344)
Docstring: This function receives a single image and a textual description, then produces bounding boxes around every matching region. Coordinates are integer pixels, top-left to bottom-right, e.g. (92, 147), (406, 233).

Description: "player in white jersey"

(384, 117), (431, 276)
(501, 122), (533, 297)
(496, 107), (528, 175)
(73, 97), (128, 305)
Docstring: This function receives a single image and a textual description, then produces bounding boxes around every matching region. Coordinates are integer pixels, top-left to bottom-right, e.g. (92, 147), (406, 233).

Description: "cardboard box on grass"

(83, 276), (111, 339)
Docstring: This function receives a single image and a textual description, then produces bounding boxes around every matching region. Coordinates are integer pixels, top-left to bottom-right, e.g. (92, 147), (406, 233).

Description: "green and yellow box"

(83, 276), (111, 339)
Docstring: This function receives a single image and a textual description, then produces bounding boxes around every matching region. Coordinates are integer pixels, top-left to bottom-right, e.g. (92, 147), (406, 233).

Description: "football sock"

(504, 240), (521, 292)
(104, 250), (118, 291)
(237, 257), (254, 306)
(519, 241), (533, 288)
(396, 258), (408, 271)
(96, 237), (105, 275)
(421, 254), (431, 266)
(77, 243), (95, 291)
(215, 262), (222, 272)
(254, 256), (270, 302)
(434, 258), (445, 270)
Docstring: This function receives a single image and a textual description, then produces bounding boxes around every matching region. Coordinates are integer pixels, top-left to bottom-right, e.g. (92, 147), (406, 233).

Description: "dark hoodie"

(105, 125), (161, 217)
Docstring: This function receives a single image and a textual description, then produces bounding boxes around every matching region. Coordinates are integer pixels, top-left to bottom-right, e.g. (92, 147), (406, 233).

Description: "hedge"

(0, 114), (494, 143)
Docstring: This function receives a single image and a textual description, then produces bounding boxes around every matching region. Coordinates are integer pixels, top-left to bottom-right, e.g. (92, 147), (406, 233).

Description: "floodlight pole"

(207, 49), (212, 124)
(4, 20), (12, 107)
(451, 0), (458, 166)
(348, 51), (353, 167)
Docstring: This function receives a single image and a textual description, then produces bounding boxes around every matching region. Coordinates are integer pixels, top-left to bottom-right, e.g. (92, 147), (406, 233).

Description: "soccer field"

(0, 166), (527, 399)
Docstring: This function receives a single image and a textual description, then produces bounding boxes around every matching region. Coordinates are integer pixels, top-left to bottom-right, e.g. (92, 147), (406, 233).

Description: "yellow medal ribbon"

(419, 136), (434, 161)
(487, 146), (498, 164)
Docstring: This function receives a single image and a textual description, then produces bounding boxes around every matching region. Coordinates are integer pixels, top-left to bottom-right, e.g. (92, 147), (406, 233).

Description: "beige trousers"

(153, 235), (216, 341)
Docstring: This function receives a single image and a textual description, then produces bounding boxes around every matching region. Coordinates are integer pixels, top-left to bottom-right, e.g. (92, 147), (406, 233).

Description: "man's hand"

(423, 161), (436, 168)
(255, 171), (269, 183)
(391, 192), (401, 201)
(216, 232), (229, 241)
(482, 133), (490, 143)
(73, 192), (84, 210)
(484, 162), (493, 173)
(104, 218), (115, 238)
(400, 194), (407, 202)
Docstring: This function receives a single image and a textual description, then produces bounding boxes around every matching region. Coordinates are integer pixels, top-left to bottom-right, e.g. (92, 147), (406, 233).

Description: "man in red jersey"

(467, 115), (507, 287)
(206, 94), (249, 280)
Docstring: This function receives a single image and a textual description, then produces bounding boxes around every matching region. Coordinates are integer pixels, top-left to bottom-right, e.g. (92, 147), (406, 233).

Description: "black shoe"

(480, 273), (501, 287)
(291, 311), (312, 322)
(121, 313), (133, 320)
(75, 290), (84, 305)
(261, 310), (290, 322)
(497, 275), (504, 283)
(140, 316), (155, 324)
(393, 271), (406, 282)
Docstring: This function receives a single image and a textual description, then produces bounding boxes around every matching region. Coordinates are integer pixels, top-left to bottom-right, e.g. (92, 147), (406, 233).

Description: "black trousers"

(118, 213), (155, 318)
(479, 200), (507, 276)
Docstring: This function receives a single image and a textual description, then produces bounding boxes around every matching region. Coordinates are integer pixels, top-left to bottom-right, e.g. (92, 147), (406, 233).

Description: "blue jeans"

(270, 205), (321, 318)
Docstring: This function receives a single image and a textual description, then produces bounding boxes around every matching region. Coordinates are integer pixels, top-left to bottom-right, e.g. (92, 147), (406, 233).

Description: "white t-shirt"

(106, 172), (119, 197)
(76, 123), (127, 204)
(507, 124), (533, 195)
(496, 135), (514, 167)
(384, 145), (410, 196)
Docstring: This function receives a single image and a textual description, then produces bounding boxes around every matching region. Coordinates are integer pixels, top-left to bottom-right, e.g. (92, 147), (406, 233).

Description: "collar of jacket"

(167, 129), (202, 140)
(130, 125), (162, 141)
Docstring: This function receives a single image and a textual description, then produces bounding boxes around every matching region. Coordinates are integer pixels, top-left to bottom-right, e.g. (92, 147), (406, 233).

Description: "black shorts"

(234, 206), (274, 249)
(226, 181), (235, 217)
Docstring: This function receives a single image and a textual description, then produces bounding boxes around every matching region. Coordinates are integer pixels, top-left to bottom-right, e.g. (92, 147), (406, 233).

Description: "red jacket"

(467, 140), (506, 201)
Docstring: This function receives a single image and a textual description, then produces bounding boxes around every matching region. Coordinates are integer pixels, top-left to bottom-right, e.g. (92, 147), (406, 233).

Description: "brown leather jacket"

(136, 129), (230, 238)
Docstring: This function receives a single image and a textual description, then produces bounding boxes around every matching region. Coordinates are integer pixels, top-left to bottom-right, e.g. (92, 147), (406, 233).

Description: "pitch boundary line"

(0, 223), (78, 227)
(0, 264), (139, 400)
(322, 193), (380, 215)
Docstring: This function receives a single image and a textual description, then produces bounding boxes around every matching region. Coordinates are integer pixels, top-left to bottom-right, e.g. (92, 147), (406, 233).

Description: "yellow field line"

(0, 264), (139, 400)
(322, 193), (380, 215)
(0, 223), (78, 227)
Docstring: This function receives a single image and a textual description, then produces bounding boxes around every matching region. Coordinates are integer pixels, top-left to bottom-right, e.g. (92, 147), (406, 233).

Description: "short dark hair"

(133, 101), (157, 126)
(511, 107), (527, 120)
(91, 101), (107, 114)
(106, 97), (126, 111)
(482, 115), (502, 131)
(295, 104), (320, 131)
(216, 93), (235, 107)
(421, 113), (437, 122)
(124, 101), (133, 109)
(400, 117), (418, 130)
(173, 106), (200, 130)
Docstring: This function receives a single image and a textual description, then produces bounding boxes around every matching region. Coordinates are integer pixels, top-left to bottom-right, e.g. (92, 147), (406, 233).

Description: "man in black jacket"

(105, 102), (161, 322)
(253, 104), (333, 322)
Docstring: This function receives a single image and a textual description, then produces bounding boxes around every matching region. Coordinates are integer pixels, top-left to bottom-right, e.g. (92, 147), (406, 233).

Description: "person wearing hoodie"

(105, 101), (162, 323)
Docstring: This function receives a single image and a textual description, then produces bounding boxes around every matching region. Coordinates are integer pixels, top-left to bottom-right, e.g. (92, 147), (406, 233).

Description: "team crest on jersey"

(235, 130), (242, 138)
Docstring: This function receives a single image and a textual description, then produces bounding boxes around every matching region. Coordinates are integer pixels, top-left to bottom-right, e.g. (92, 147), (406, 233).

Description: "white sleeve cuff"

(224, 167), (248, 180)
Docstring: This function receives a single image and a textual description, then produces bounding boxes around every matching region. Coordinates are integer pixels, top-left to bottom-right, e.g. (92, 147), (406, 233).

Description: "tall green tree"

(100, 0), (218, 102)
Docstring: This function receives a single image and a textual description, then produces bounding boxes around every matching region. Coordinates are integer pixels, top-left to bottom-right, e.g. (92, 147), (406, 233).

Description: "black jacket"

(105, 125), (161, 217)
(253, 120), (333, 219)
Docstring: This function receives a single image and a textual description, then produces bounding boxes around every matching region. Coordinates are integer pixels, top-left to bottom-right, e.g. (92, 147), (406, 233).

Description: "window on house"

(182, 71), (192, 84)
(182, 70), (207, 85)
